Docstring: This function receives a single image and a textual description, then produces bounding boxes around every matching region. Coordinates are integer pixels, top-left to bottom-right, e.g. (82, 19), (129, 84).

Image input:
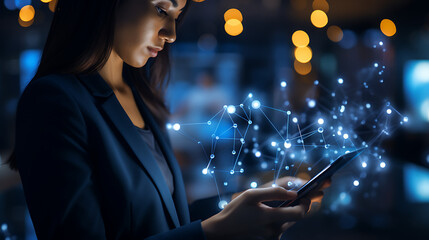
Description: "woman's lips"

(147, 46), (162, 57)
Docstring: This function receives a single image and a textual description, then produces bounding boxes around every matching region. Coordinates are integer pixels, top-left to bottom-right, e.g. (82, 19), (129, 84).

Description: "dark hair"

(6, 0), (191, 170)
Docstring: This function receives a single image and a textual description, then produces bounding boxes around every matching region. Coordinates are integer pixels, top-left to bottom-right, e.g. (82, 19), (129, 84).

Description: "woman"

(7, 0), (329, 239)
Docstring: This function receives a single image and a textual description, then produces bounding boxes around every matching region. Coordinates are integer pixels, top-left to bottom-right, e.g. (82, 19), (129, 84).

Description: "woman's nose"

(159, 20), (176, 44)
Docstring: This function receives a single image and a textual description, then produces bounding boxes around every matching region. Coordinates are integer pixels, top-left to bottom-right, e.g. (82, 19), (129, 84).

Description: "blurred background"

(1, 0), (429, 239)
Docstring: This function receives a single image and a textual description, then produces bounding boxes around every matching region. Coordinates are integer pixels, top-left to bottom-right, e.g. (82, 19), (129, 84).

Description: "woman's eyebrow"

(168, 0), (185, 11)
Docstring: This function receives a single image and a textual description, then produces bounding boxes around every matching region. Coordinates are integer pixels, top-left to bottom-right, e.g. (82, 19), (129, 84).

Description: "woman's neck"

(99, 50), (127, 92)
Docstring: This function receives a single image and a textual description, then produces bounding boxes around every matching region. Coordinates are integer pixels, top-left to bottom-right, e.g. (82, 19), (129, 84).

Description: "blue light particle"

(251, 100), (261, 109)
(281, 81), (287, 87)
(218, 200), (228, 209)
(250, 182), (258, 188)
(318, 127), (324, 133)
(284, 139), (291, 149)
(353, 180), (360, 186)
(202, 168), (208, 175)
(255, 151), (261, 158)
(227, 105), (236, 114)
(338, 78), (344, 84)
(318, 118), (324, 125)
(173, 123), (181, 131)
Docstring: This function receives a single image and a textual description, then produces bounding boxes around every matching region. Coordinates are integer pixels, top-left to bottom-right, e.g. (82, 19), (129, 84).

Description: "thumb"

(243, 187), (297, 204)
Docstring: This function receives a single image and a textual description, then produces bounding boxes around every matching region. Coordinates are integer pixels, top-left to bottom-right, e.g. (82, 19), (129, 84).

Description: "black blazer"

(14, 72), (206, 239)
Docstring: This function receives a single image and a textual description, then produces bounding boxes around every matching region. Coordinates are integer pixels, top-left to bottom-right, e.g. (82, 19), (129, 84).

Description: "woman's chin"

(126, 57), (149, 68)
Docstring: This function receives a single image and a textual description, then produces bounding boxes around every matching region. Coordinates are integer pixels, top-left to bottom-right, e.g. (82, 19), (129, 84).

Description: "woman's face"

(114, 0), (187, 67)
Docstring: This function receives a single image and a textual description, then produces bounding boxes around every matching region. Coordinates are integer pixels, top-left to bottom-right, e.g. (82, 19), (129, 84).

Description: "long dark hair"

(6, 0), (191, 170)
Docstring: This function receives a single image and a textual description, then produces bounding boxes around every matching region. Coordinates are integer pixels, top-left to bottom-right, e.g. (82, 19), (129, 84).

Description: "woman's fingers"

(268, 203), (308, 223)
(242, 187), (297, 204)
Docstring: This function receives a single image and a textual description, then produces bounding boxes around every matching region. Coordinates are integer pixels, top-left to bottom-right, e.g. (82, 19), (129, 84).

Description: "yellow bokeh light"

(19, 5), (35, 22)
(294, 46), (312, 63)
(294, 60), (312, 75)
(224, 8), (243, 22)
(192, 0), (205, 2)
(327, 25), (343, 42)
(380, 19), (396, 37)
(49, 0), (57, 12)
(311, 10), (328, 28)
(18, 17), (34, 27)
(292, 30), (310, 47)
(224, 19), (243, 36)
(312, 0), (329, 12)
(40, 0), (52, 3)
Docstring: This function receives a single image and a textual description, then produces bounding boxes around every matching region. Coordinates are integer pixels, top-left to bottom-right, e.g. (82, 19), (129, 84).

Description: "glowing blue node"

(272, 183), (277, 187)
(340, 105), (345, 113)
(240, 168), (244, 173)
(308, 167), (312, 171)
(210, 154), (215, 159)
(287, 181), (293, 187)
(366, 103), (371, 109)
(339, 192), (351, 205)
(224, 182), (228, 186)
(308, 99), (316, 108)
(287, 111), (291, 115)
(238, 161), (242, 166)
(240, 138), (245, 144)
(166, 123), (172, 129)
(173, 123), (181, 131)
(255, 151), (261, 158)
(380, 162), (386, 168)
(230, 170), (235, 175)
(386, 109), (392, 114)
(325, 144), (330, 149)
(318, 127), (324, 133)
(292, 117), (298, 123)
(379, 41), (383, 46)
(248, 120), (253, 125)
(331, 92), (336, 97)
(215, 136), (220, 140)
(290, 153), (296, 159)
(233, 123), (238, 128)
(271, 141), (277, 147)
(284, 139), (292, 149)
(362, 162), (367, 168)
(254, 125), (259, 131)
(251, 100), (261, 109)
(374, 63), (379, 67)
(343, 134), (349, 139)
(353, 180), (359, 187)
(281, 81), (287, 87)
(285, 166), (289, 170)
(403, 117), (409, 122)
(218, 200), (228, 209)
(318, 118), (324, 125)
(223, 105), (227, 109)
(248, 93), (253, 98)
(338, 78), (344, 84)
(250, 182), (258, 188)
(202, 168), (208, 175)
(261, 162), (268, 169)
(227, 105), (236, 114)
(207, 121), (212, 125)
(232, 150), (236, 155)
(314, 80), (319, 85)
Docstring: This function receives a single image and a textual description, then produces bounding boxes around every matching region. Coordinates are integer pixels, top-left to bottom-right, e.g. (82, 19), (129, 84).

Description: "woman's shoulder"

(18, 73), (84, 110)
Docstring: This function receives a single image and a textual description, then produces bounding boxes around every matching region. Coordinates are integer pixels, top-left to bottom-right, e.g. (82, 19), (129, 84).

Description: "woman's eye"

(156, 6), (168, 16)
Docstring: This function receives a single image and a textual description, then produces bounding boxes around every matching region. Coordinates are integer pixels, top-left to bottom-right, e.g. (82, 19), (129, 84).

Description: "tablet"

(277, 147), (366, 207)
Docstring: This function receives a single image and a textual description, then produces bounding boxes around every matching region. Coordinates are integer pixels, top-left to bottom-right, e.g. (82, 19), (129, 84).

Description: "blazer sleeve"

(15, 77), (108, 240)
(15, 77), (208, 240)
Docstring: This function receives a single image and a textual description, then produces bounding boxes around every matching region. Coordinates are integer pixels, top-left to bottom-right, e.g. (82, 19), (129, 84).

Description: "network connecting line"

(167, 43), (408, 209)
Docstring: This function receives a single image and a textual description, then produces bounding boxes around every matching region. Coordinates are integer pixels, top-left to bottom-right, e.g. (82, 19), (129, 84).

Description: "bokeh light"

(224, 8), (243, 22)
(225, 19), (243, 36)
(327, 25), (344, 42)
(49, 0), (57, 12)
(292, 30), (310, 47)
(294, 60), (312, 75)
(312, 0), (329, 12)
(18, 16), (34, 27)
(380, 19), (396, 37)
(19, 5), (35, 22)
(294, 46), (312, 63)
(311, 10), (328, 28)
(40, 0), (52, 3)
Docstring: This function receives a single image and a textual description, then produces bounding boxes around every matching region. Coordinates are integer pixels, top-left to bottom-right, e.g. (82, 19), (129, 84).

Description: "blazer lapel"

(125, 78), (191, 226)
(76, 72), (181, 228)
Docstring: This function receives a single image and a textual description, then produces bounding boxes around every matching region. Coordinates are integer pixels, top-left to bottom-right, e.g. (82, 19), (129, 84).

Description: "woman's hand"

(201, 187), (311, 240)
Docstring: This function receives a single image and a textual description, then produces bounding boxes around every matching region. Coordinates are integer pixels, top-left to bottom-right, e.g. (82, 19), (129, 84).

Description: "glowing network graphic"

(167, 41), (409, 210)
